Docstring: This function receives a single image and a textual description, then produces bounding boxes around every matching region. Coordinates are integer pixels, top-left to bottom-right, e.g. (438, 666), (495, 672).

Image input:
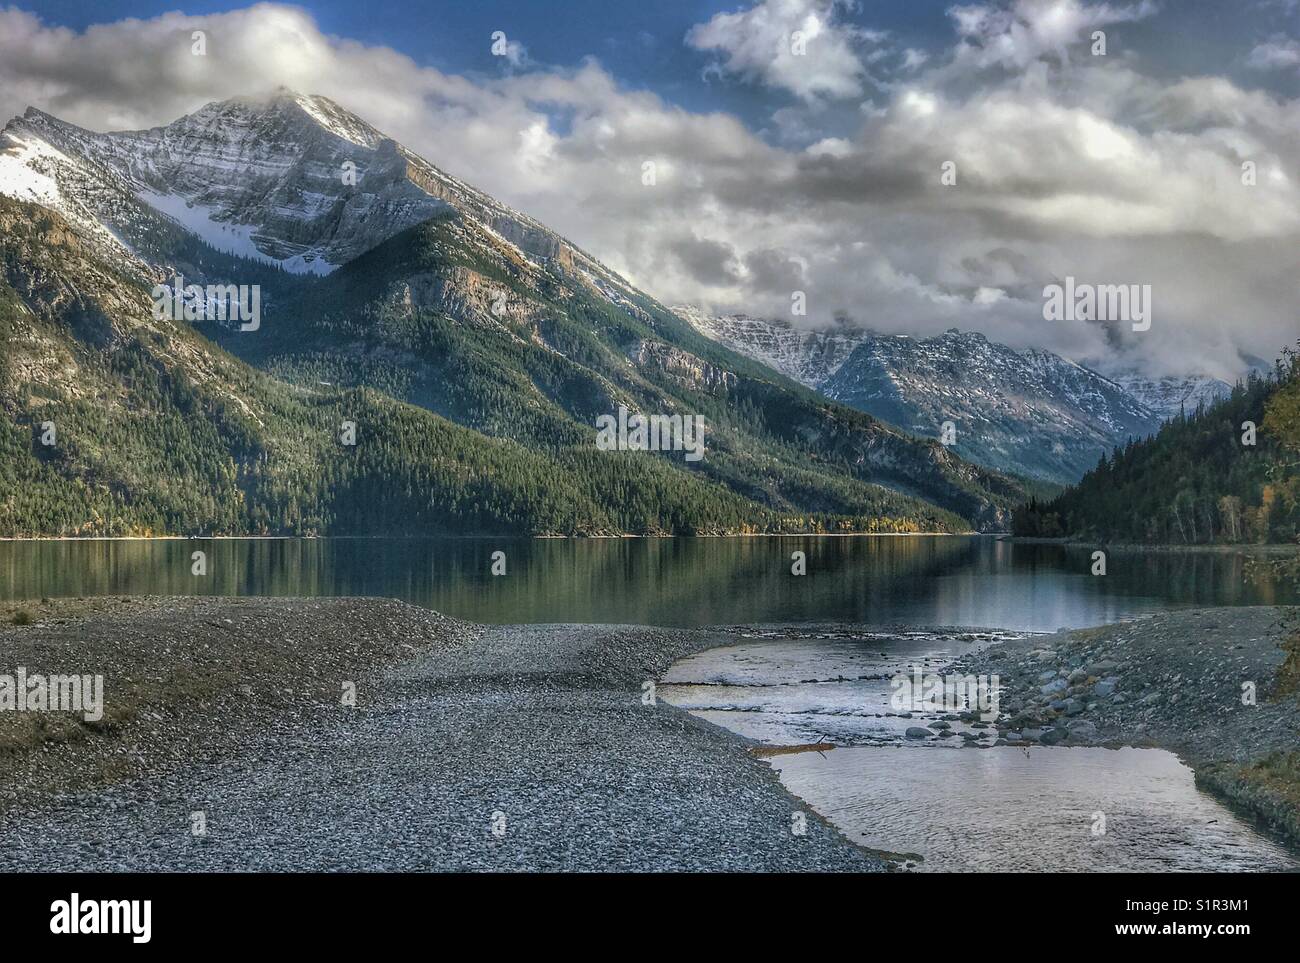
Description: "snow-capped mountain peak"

(678, 309), (1173, 484)
(0, 90), (640, 297)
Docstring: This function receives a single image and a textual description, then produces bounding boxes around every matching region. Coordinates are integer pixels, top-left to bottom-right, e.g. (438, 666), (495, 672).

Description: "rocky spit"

(4, 598), (1296, 870)
(951, 606), (1300, 845)
(0, 597), (880, 872)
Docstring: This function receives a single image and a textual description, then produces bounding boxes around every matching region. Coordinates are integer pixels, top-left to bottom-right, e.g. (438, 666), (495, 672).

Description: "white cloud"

(684, 0), (878, 102)
(948, 0), (1158, 71)
(1248, 36), (1300, 71)
(804, 136), (853, 157)
(900, 48), (930, 71)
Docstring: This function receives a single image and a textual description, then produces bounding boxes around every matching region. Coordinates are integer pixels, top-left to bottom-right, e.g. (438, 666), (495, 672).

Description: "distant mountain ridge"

(819, 330), (1162, 484)
(674, 307), (869, 386)
(678, 308), (1236, 485)
(1108, 373), (1234, 424)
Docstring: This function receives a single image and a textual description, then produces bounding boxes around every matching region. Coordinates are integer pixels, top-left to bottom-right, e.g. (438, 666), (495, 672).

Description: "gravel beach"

(0, 597), (881, 872)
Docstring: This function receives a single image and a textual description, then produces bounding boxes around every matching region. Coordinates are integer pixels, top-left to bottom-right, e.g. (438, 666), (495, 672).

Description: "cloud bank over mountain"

(1, 0), (1296, 380)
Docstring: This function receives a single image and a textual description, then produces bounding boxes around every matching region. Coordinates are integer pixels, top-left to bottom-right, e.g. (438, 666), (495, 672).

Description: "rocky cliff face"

(627, 340), (739, 394)
(680, 309), (1169, 484)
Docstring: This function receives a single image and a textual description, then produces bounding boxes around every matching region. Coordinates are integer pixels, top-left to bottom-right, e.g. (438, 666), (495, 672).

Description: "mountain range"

(0, 89), (1024, 537)
(679, 308), (1233, 484)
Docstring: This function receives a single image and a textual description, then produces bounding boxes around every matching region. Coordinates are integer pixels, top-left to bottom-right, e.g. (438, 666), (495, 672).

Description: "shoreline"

(5, 596), (1296, 868)
(0, 597), (878, 871)
(7, 533), (1294, 553)
(1004, 537), (1300, 555)
(953, 606), (1300, 849)
(0, 531), (980, 543)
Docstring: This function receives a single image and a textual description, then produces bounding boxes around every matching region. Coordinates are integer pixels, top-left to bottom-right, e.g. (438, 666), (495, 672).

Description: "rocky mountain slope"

(0, 92), (1026, 534)
(820, 330), (1161, 484)
(680, 309), (1163, 484)
(674, 307), (868, 387)
(1109, 373), (1234, 424)
(1, 89), (610, 281)
(0, 194), (680, 537)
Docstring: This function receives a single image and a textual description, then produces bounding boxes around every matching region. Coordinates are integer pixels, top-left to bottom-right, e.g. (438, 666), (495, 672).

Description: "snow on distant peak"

(678, 306), (1173, 484)
(1109, 373), (1233, 423)
(676, 306), (870, 384)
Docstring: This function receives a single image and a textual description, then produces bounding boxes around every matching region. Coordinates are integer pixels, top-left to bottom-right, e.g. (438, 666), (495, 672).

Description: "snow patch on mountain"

(1109, 374), (1233, 424)
(0, 132), (64, 207)
(137, 188), (333, 275)
(289, 92), (383, 148)
(0, 125), (153, 275)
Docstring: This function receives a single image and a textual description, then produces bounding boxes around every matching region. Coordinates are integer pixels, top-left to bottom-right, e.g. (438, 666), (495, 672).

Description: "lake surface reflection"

(0, 536), (1290, 629)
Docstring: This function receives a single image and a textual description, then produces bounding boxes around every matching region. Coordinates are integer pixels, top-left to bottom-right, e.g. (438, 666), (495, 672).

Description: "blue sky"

(27, 0), (1300, 130)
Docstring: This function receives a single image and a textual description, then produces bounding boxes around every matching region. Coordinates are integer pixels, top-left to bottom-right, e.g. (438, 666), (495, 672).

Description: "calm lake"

(0, 536), (1291, 630)
(7, 533), (1295, 871)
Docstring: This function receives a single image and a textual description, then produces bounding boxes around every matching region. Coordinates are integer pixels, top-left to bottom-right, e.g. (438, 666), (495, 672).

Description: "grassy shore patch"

(1275, 629), (1300, 698)
(1197, 752), (1300, 848)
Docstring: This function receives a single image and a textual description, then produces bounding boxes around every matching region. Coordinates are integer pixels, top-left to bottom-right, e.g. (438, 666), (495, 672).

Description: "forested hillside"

(1014, 349), (1300, 544)
(204, 213), (1024, 530)
(0, 196), (981, 537)
(1, 91), (1031, 536)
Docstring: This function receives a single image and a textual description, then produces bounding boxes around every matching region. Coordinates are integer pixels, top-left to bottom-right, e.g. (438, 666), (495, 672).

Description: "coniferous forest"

(1014, 347), (1300, 546)
(0, 196), (997, 537)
